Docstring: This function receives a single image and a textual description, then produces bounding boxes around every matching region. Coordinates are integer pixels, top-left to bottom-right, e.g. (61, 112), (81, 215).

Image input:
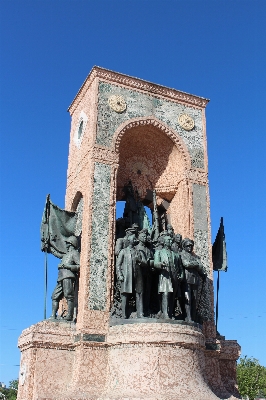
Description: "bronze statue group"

(115, 223), (207, 323)
(43, 184), (208, 324)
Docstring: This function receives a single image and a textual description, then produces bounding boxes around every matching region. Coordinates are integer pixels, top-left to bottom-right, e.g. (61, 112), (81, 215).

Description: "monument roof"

(68, 66), (209, 113)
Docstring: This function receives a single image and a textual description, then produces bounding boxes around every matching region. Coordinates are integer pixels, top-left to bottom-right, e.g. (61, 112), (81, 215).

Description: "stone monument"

(17, 67), (241, 399)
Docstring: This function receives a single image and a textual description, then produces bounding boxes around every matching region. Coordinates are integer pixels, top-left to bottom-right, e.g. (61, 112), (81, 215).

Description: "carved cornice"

(112, 116), (191, 170)
(68, 66), (209, 114)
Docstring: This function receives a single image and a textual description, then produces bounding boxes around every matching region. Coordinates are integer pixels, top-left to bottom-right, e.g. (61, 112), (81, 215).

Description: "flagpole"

(44, 249), (48, 319)
(215, 270), (220, 332)
(43, 194), (50, 320)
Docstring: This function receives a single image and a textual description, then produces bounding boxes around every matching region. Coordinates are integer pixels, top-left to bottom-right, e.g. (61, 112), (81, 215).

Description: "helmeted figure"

(116, 234), (139, 318)
(50, 235), (80, 321)
(135, 229), (154, 317)
(180, 238), (206, 323)
(154, 235), (178, 319)
(115, 225), (139, 257)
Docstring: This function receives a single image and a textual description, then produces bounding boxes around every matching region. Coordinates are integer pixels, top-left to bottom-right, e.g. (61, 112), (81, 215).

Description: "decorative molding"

(68, 66), (209, 114)
(112, 116), (191, 170)
(108, 94), (127, 113)
(178, 113), (195, 131)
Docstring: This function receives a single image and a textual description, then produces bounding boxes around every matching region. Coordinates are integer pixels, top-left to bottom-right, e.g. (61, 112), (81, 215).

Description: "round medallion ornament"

(108, 95), (127, 113)
(178, 114), (195, 131)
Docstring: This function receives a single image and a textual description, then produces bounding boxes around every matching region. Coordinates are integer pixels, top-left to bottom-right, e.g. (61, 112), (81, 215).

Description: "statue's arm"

(60, 251), (80, 272)
(71, 251), (80, 272)
(50, 247), (64, 259)
(177, 255), (184, 280)
(116, 251), (124, 281)
(154, 251), (162, 269)
(181, 255), (199, 269)
(115, 238), (123, 256)
(196, 257), (206, 278)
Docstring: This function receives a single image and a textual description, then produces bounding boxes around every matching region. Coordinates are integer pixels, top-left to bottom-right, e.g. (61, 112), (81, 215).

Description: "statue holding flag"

(50, 236), (80, 320)
(41, 195), (80, 321)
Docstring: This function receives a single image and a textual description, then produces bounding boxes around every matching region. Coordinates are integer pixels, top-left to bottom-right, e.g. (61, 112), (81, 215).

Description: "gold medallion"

(178, 114), (195, 131)
(108, 95), (127, 113)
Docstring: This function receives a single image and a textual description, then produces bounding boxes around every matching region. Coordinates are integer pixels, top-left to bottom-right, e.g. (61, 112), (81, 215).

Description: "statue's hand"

(202, 273), (207, 281)
(118, 274), (124, 282)
(185, 292), (189, 302)
(161, 262), (168, 270)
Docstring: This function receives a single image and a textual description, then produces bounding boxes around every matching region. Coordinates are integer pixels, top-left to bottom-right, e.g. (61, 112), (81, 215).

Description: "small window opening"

(78, 120), (84, 139)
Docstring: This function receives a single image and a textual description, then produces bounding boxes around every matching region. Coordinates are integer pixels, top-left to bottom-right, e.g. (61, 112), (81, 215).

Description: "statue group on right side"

(112, 182), (209, 324)
(113, 182), (206, 322)
(114, 223), (207, 323)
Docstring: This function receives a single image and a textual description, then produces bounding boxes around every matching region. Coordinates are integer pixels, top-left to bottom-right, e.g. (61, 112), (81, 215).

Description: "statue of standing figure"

(180, 238), (206, 323)
(50, 236), (80, 321)
(116, 233), (140, 319)
(170, 233), (184, 319)
(154, 235), (178, 319)
(135, 229), (154, 317)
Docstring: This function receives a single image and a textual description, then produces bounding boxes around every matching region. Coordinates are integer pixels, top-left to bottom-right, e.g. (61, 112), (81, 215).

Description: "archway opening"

(116, 123), (189, 236)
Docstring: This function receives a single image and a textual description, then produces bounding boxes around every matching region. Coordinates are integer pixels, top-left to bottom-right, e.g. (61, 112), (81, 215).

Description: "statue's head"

(66, 236), (78, 249)
(132, 223), (139, 233)
(182, 238), (194, 253)
(164, 235), (172, 248)
(167, 224), (174, 235)
(128, 234), (137, 246)
(125, 226), (137, 237)
(138, 229), (147, 243)
(157, 236), (164, 246)
(174, 234), (182, 245)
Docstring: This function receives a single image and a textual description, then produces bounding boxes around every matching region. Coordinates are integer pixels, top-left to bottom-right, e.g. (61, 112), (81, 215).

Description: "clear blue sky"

(0, 0), (265, 386)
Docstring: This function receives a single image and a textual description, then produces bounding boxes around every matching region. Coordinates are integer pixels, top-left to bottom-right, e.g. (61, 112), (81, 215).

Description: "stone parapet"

(17, 320), (241, 400)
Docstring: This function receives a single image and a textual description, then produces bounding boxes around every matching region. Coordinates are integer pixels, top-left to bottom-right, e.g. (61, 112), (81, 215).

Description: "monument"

(17, 67), (241, 399)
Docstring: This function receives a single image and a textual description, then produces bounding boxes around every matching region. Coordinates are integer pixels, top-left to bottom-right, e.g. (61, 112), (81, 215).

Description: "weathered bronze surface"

(41, 196), (80, 322)
(180, 238), (206, 323)
(113, 187), (209, 323)
(50, 236), (80, 321)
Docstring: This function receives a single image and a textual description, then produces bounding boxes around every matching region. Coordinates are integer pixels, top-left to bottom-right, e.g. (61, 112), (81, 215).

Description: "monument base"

(17, 320), (240, 400)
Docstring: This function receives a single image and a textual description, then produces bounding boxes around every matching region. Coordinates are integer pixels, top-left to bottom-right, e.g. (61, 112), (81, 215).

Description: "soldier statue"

(135, 229), (154, 317)
(180, 238), (206, 323)
(116, 234), (140, 319)
(50, 236), (80, 321)
(154, 235), (178, 319)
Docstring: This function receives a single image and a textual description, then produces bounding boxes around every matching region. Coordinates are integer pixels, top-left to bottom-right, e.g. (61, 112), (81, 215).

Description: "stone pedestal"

(17, 320), (240, 400)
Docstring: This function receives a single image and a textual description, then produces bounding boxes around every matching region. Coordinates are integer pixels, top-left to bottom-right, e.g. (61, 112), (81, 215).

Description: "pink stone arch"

(112, 116), (191, 170)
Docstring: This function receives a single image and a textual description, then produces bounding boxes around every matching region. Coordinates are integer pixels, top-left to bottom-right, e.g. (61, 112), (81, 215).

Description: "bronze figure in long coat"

(180, 238), (206, 322)
(116, 234), (139, 318)
(154, 236), (178, 319)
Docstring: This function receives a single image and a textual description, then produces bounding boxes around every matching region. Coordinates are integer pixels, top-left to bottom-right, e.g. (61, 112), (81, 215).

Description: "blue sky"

(0, 0), (265, 386)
